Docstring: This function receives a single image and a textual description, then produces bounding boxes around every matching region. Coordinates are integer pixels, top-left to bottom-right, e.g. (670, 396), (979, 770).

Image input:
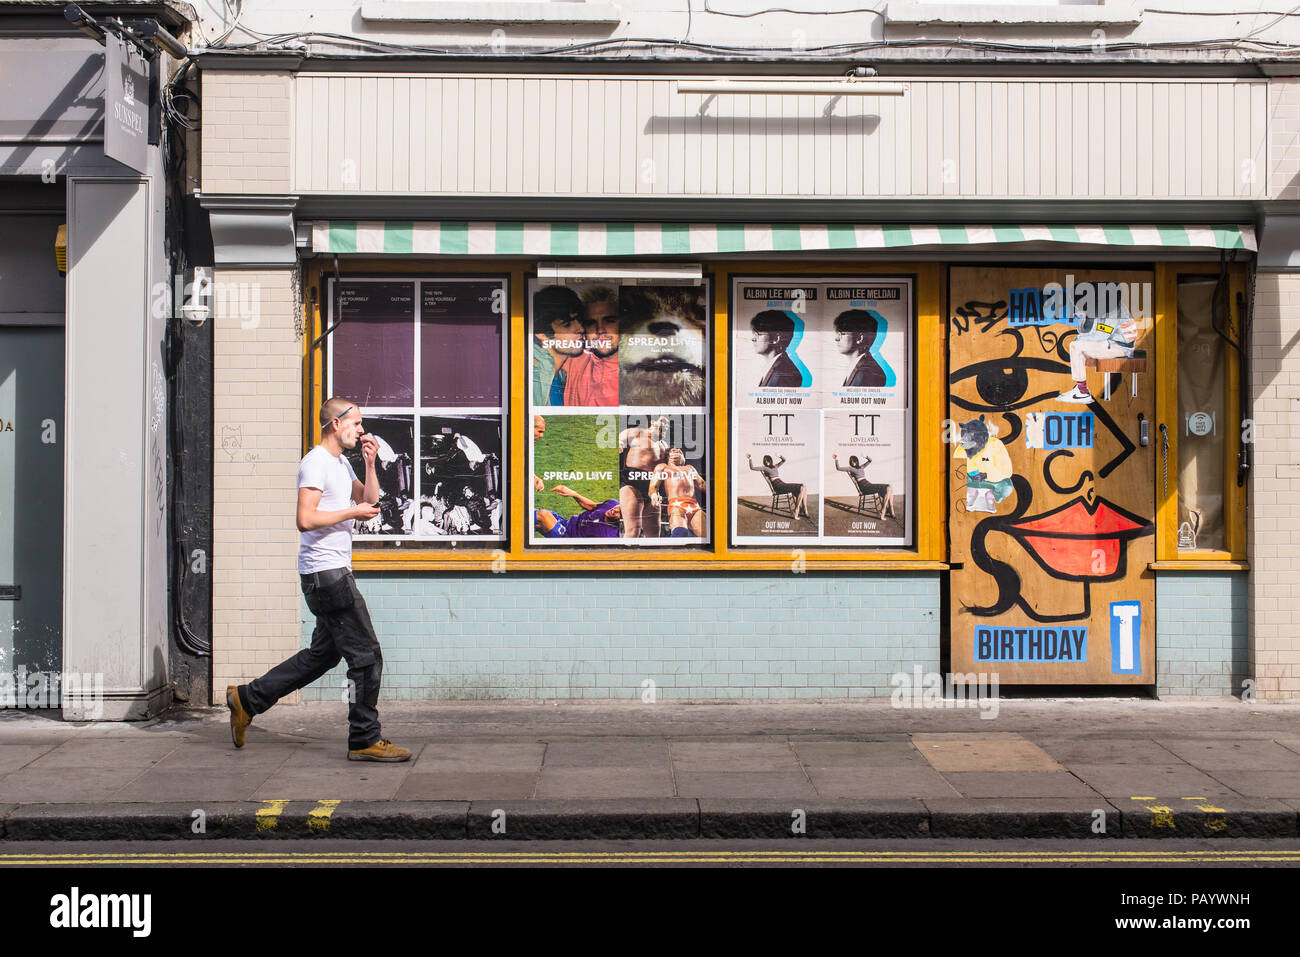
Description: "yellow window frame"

(1151, 261), (1250, 569)
(302, 259), (948, 571)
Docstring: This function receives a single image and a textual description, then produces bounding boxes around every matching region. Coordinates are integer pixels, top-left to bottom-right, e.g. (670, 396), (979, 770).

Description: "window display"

(730, 277), (913, 546)
(327, 277), (508, 544)
(528, 277), (712, 546)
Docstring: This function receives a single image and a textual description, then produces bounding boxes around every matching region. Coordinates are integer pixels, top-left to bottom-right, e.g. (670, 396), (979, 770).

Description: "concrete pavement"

(1, 698), (1299, 840)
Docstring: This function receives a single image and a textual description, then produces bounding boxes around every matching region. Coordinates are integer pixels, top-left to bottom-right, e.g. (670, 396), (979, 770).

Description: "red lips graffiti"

(1006, 495), (1153, 581)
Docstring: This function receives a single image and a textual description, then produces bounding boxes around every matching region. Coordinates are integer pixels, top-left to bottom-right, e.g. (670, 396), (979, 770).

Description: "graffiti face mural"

(948, 268), (1156, 683)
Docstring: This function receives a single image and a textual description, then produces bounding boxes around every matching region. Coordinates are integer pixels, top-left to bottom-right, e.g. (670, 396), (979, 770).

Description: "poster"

(344, 414), (415, 539)
(530, 280), (709, 411)
(332, 281), (416, 407)
(820, 283), (909, 410)
(528, 277), (711, 546)
(531, 282), (594, 408)
(821, 410), (909, 545)
(529, 412), (708, 545)
(731, 277), (912, 547)
(420, 281), (503, 407)
(618, 285), (709, 410)
(329, 276), (508, 546)
(733, 409), (820, 542)
(414, 415), (503, 538)
(733, 284), (818, 409)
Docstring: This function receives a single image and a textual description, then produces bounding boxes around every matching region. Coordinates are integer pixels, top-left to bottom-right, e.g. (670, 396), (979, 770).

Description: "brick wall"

(297, 572), (942, 700)
(200, 71), (293, 194)
(1156, 573), (1249, 696)
(1271, 78), (1300, 199)
(211, 268), (304, 703)
(1249, 271), (1300, 701)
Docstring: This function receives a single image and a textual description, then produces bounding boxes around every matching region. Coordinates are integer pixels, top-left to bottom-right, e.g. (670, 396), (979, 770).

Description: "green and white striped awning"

(307, 221), (1257, 256)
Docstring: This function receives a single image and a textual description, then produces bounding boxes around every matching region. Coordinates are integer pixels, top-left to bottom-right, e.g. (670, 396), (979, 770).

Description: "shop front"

(200, 67), (1265, 702)
(238, 220), (1255, 699)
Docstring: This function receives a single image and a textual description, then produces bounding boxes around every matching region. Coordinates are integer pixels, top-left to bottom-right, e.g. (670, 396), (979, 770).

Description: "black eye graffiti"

(949, 355), (1073, 413)
(950, 326), (1073, 414)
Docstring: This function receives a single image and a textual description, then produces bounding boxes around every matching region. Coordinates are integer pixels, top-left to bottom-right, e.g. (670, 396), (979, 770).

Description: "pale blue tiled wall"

(300, 572), (941, 700)
(1156, 572), (1249, 696)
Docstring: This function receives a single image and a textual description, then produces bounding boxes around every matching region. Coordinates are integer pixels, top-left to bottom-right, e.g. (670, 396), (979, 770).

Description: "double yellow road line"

(3, 849), (1299, 866)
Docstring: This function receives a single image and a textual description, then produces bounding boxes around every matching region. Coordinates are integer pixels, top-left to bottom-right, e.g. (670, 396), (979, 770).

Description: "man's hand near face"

(360, 434), (379, 468)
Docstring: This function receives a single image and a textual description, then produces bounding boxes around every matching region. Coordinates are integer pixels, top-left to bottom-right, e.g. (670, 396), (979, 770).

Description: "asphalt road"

(3, 837), (1299, 866)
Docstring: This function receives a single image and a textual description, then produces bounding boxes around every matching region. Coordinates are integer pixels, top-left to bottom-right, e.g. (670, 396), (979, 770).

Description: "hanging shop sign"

(104, 33), (150, 174)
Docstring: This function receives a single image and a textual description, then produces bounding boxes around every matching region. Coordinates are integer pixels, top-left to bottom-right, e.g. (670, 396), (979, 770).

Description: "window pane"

(1176, 277), (1227, 552)
(332, 281), (415, 406)
(731, 277), (913, 546)
(344, 413), (415, 537)
(420, 281), (503, 407)
(332, 275), (509, 550)
(528, 279), (711, 545)
(418, 415), (504, 539)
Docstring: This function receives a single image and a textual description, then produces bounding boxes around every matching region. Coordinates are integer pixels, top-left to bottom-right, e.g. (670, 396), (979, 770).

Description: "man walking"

(226, 397), (412, 762)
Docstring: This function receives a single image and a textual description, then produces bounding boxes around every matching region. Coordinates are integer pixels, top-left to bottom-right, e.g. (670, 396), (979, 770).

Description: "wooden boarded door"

(948, 268), (1155, 684)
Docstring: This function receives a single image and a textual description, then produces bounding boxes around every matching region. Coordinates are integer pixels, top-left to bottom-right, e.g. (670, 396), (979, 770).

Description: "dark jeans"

(242, 567), (383, 751)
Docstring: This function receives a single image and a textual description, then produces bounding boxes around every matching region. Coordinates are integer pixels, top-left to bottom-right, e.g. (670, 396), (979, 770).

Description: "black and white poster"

(733, 409), (820, 543)
(821, 410), (909, 545)
(344, 414), (415, 539)
(328, 276), (509, 546)
(416, 415), (503, 539)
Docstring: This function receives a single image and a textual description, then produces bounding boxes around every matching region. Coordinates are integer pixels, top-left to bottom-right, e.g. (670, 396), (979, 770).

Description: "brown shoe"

(226, 685), (252, 749)
(347, 738), (411, 762)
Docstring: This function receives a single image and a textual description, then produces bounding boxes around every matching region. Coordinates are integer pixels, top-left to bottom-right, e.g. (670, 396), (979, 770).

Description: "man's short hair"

(533, 285), (585, 339)
(833, 309), (878, 344)
(580, 285), (618, 309)
(319, 396), (355, 430)
(751, 309), (795, 343)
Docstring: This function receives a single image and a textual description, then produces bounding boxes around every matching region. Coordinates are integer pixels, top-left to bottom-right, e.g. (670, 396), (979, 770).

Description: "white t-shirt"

(297, 444), (359, 574)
